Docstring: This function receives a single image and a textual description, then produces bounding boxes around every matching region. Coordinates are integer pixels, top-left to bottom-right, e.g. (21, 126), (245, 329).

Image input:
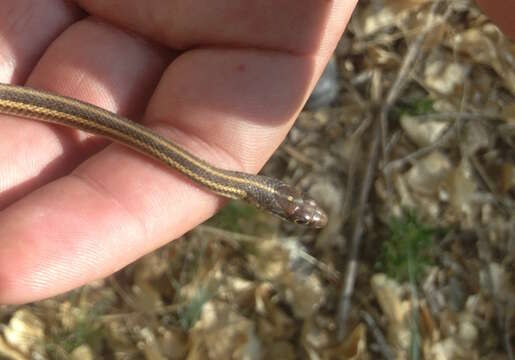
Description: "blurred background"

(1, 0), (514, 359)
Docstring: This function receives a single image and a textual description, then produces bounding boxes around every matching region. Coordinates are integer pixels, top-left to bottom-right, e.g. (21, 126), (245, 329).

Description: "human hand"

(476, 0), (515, 39)
(0, 0), (356, 303)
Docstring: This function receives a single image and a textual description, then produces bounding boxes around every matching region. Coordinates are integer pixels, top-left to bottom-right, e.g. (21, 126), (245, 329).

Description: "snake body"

(0, 83), (327, 228)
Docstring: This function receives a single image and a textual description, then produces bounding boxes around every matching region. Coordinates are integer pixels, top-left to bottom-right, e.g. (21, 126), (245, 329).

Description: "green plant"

(208, 201), (259, 232)
(391, 97), (435, 120)
(45, 302), (107, 357)
(178, 285), (215, 330)
(376, 212), (436, 283)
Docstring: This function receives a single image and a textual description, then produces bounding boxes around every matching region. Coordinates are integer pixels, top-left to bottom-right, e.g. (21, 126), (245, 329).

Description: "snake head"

(272, 183), (328, 228)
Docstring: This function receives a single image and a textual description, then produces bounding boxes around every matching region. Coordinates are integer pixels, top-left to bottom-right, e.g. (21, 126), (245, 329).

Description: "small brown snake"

(0, 83), (327, 228)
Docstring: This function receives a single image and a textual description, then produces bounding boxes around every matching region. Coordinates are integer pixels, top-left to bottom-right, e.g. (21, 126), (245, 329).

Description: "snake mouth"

(311, 208), (328, 228)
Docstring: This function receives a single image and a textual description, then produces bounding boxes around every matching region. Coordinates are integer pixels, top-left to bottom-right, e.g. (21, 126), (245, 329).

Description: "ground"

(1, 1), (514, 359)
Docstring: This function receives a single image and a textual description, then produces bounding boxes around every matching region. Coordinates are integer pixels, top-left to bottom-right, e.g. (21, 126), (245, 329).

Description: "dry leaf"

(400, 115), (450, 147)
(2, 310), (45, 355)
(405, 151), (452, 195)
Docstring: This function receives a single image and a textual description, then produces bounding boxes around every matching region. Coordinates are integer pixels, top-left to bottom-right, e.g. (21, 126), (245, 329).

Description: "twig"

(470, 155), (514, 214)
(384, 130), (402, 158)
(337, 125), (381, 340)
(360, 310), (395, 360)
(282, 237), (341, 281)
(108, 276), (144, 313)
(504, 310), (514, 360)
(341, 114), (374, 227)
(477, 235), (514, 360)
(196, 224), (265, 244)
(382, 0), (444, 193)
(198, 225), (340, 280)
(383, 123), (457, 172)
(100, 302), (182, 322)
(409, 111), (501, 122)
(282, 144), (320, 168)
(382, 107), (508, 175)
(337, 0), (445, 340)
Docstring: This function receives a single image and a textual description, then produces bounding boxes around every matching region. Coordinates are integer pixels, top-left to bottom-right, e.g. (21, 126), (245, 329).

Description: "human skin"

(0, 0), (510, 305)
(0, 0), (357, 303)
(475, 0), (515, 39)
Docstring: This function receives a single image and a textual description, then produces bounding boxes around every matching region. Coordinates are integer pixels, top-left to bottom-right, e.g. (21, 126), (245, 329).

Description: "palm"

(0, 0), (354, 303)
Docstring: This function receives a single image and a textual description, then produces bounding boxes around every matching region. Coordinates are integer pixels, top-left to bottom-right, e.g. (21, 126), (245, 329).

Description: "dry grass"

(1, 1), (514, 359)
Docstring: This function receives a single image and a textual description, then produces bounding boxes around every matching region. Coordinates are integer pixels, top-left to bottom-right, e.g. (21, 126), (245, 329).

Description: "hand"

(0, 0), (356, 303)
(476, 0), (515, 39)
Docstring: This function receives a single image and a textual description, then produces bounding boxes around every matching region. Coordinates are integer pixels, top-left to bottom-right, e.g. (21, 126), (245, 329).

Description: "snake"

(0, 83), (327, 228)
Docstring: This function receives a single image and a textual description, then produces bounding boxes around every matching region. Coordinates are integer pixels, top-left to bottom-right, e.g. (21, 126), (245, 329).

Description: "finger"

(147, 50), (312, 168)
(0, 0), (82, 84)
(0, 19), (169, 207)
(75, 0), (355, 54)
(0, 3), (355, 303)
(0, 48), (332, 304)
(475, 0), (515, 39)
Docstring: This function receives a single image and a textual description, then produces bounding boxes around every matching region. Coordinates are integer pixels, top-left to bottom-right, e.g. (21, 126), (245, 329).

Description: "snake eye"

(274, 183), (327, 228)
